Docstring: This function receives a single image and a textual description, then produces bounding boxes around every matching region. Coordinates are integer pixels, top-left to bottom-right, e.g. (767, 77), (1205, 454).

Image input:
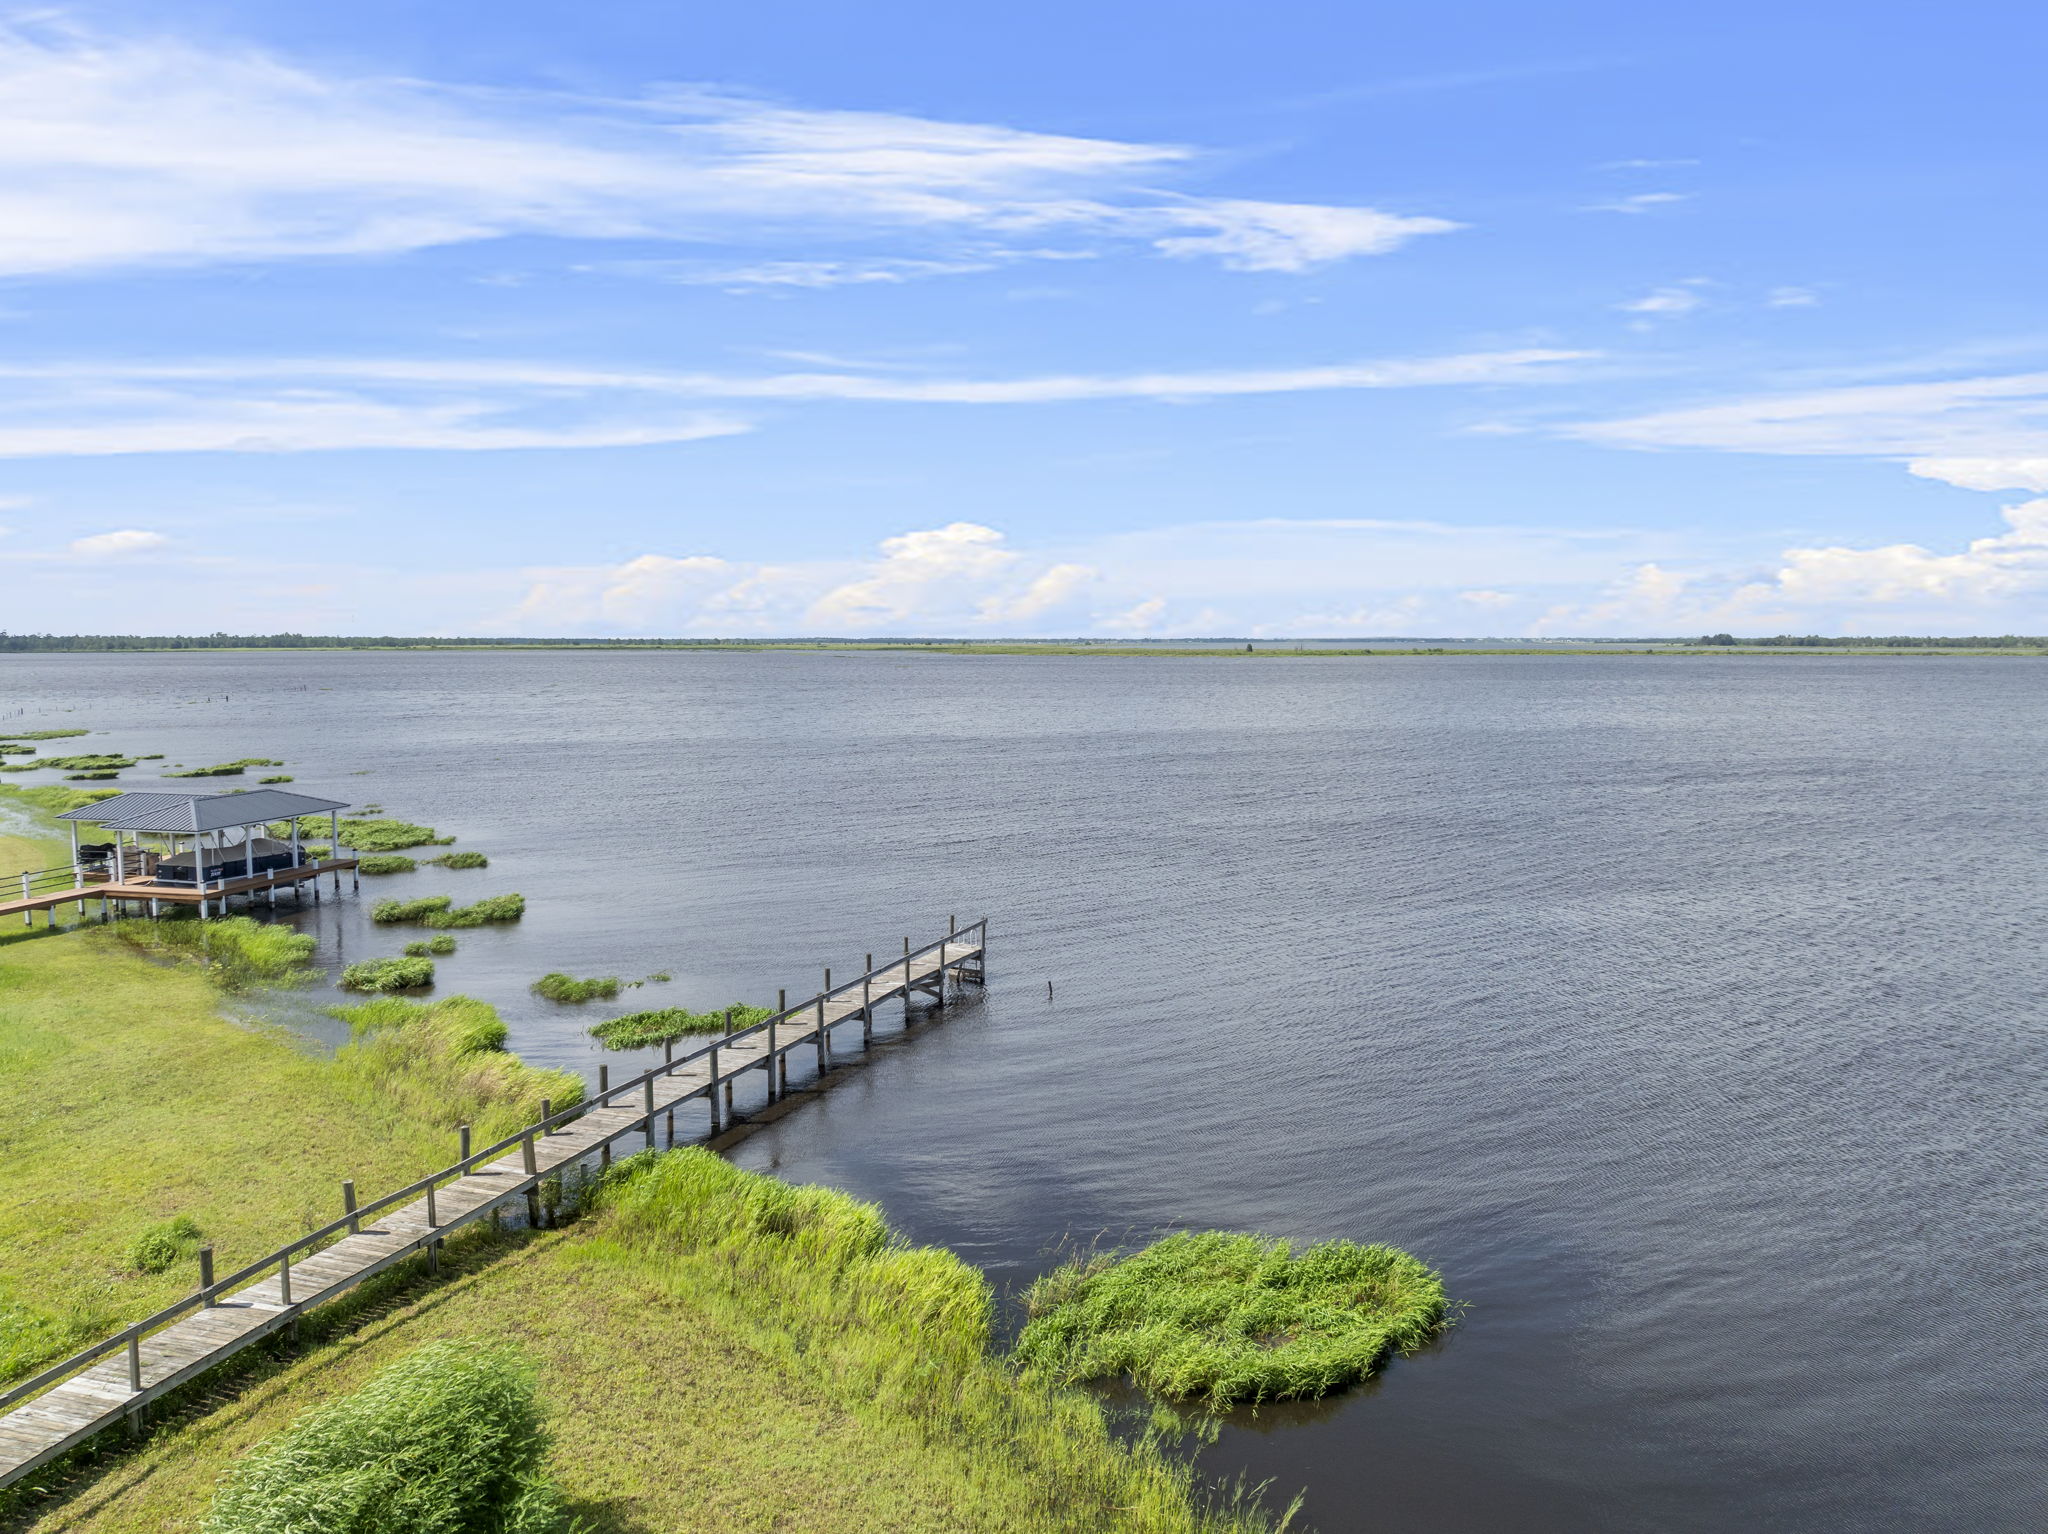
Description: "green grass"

(11, 1152), (1286, 1534)
(202, 1340), (571, 1534)
(428, 850), (489, 869)
(0, 755), (136, 772)
(532, 972), (620, 1002)
(356, 854), (418, 875)
(422, 892), (525, 928)
(257, 774), (292, 784)
(267, 817), (453, 852)
(1015, 1231), (1448, 1405)
(0, 784), (121, 819)
(63, 771), (120, 781)
(339, 955), (436, 992)
(372, 894), (453, 923)
(0, 729), (89, 741)
(0, 925), (576, 1386)
(126, 1216), (204, 1276)
(405, 935), (458, 957)
(589, 1003), (772, 1050)
(112, 914), (319, 992)
(162, 759), (282, 778)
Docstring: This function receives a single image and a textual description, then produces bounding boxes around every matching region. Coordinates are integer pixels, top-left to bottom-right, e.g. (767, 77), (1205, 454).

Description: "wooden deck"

(0, 924), (986, 1489)
(3, 860), (358, 924)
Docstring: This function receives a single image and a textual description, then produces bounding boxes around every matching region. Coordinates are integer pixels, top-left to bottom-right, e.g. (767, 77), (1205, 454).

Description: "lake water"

(3, 650), (2042, 1531)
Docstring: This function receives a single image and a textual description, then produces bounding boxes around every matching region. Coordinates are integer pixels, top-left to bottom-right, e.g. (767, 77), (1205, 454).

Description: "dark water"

(3, 651), (2042, 1531)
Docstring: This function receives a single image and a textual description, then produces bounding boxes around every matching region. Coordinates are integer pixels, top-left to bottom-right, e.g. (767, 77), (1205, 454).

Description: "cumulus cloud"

(0, 20), (1457, 279)
(809, 522), (1019, 625)
(1908, 456), (2048, 492)
(69, 528), (167, 556)
(1617, 282), (1707, 317)
(977, 562), (1098, 621)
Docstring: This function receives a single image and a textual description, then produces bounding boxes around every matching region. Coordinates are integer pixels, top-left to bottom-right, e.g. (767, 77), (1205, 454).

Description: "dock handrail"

(0, 918), (987, 1418)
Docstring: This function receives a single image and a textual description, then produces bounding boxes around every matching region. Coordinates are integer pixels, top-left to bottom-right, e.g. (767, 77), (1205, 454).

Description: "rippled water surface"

(5, 650), (2042, 1531)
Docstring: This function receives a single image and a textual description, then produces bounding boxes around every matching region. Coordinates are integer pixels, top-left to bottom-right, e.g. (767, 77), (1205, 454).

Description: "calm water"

(3, 651), (2042, 1531)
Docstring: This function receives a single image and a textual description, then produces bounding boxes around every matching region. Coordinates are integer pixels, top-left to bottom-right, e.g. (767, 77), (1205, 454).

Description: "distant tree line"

(1691, 633), (2048, 648)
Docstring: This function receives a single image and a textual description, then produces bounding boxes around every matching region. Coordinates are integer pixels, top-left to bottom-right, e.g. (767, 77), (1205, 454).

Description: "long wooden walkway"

(0, 921), (987, 1489)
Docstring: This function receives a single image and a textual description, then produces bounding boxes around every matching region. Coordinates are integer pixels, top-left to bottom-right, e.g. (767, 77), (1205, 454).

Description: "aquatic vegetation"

(338, 817), (454, 851)
(65, 770), (120, 780)
(532, 972), (620, 1002)
(340, 956), (436, 993)
(0, 744), (34, 755)
(332, 995), (581, 1136)
(0, 782), (121, 815)
(1014, 1230), (1448, 1405)
(356, 854), (418, 875)
(113, 915), (319, 991)
(404, 935), (458, 957)
(127, 1216), (203, 1275)
(590, 1002), (772, 1050)
(1, 753), (135, 773)
(163, 758), (281, 778)
(371, 894), (453, 923)
(422, 892), (525, 929)
(202, 1340), (571, 1534)
(0, 728), (88, 740)
(427, 849), (488, 869)
(257, 774), (293, 783)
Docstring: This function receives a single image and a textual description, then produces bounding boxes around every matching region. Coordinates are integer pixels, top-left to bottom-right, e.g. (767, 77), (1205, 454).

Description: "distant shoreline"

(2, 639), (2045, 658)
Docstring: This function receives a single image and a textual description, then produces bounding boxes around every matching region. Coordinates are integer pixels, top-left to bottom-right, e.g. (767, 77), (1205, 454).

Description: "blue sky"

(3, 0), (2045, 636)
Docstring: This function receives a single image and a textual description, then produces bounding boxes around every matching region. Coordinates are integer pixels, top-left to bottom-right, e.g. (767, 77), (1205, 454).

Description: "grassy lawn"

(0, 915), (577, 1382)
(7, 1155), (1281, 1534)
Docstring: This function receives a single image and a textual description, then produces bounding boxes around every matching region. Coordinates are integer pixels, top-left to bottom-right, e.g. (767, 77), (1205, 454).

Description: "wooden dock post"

(342, 1180), (357, 1234)
(197, 1246), (214, 1306)
(522, 1133), (540, 1228)
(598, 1068), (611, 1168)
(707, 1042), (722, 1134)
(458, 1125), (471, 1165)
(722, 1008), (736, 1116)
(817, 969), (829, 1071)
(863, 956), (873, 1044)
(770, 990), (785, 1097)
(643, 1077), (656, 1149)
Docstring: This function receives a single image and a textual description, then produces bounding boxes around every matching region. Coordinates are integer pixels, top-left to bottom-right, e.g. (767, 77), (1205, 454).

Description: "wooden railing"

(0, 919), (987, 1421)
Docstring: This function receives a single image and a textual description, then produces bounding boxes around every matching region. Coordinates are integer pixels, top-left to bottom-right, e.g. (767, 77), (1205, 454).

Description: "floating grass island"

(533, 972), (620, 1002)
(404, 935), (458, 957)
(357, 854), (418, 875)
(428, 850), (488, 869)
(163, 758), (283, 778)
(590, 1002), (773, 1050)
(1, 754), (136, 773)
(1014, 1230), (1448, 1405)
(341, 955), (437, 993)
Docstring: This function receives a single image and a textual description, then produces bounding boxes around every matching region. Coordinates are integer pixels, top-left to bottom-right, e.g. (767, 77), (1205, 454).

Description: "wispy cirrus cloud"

(0, 347), (1590, 456)
(0, 19), (1457, 279)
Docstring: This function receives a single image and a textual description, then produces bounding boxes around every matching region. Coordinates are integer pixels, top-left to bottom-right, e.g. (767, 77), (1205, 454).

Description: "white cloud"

(809, 522), (1019, 625)
(1599, 158), (1701, 171)
(1147, 199), (1458, 273)
(1617, 283), (1707, 317)
(0, 21), (1458, 279)
(1573, 371), (2048, 458)
(977, 562), (1098, 621)
(1908, 456), (2048, 492)
(1101, 596), (1167, 633)
(0, 347), (1587, 456)
(1458, 589), (1518, 609)
(1583, 191), (1691, 214)
(69, 528), (166, 557)
(1768, 286), (1819, 308)
(1772, 499), (2048, 603)
(587, 256), (1001, 288)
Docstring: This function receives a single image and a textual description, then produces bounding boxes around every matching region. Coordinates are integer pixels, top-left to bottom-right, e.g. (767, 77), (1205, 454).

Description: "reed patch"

(1014, 1230), (1448, 1405)
(589, 1002), (771, 1049)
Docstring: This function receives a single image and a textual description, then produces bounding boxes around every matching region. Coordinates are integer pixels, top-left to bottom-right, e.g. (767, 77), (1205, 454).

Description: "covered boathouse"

(51, 788), (361, 918)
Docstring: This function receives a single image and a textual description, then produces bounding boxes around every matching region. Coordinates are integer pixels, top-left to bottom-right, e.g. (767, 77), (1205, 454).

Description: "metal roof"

(56, 792), (201, 823)
(80, 789), (350, 833)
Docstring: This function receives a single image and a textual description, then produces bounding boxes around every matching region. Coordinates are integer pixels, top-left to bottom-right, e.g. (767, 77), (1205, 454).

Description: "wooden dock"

(0, 921), (987, 1490)
(4, 860), (360, 926)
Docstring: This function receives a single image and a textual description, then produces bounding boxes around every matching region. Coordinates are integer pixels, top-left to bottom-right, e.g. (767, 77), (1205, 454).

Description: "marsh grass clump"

(357, 854), (418, 875)
(532, 972), (620, 1002)
(589, 1002), (772, 1050)
(0, 782), (121, 815)
(405, 935), (458, 957)
(128, 1215), (203, 1274)
(0, 728), (87, 741)
(65, 770), (120, 780)
(427, 850), (488, 869)
(1014, 1230), (1448, 1405)
(164, 758), (280, 778)
(422, 892), (525, 929)
(339, 818), (453, 852)
(258, 774), (293, 783)
(114, 915), (318, 991)
(17, 754), (135, 771)
(201, 1339), (572, 1534)
(332, 995), (580, 1137)
(341, 956), (436, 993)
(371, 894), (452, 923)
